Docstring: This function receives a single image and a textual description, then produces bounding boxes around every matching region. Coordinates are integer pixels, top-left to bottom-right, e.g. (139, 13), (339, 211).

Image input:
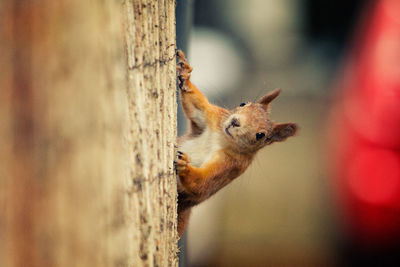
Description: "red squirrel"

(175, 50), (298, 237)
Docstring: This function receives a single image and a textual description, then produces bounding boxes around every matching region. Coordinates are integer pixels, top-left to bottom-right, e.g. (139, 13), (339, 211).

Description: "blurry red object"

(330, 0), (400, 245)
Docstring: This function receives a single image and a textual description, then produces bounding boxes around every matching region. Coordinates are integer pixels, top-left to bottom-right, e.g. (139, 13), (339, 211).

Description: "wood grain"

(0, 0), (177, 266)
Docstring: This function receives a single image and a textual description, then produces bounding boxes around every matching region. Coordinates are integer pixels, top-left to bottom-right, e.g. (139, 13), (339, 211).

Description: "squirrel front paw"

(176, 50), (193, 92)
(175, 151), (191, 176)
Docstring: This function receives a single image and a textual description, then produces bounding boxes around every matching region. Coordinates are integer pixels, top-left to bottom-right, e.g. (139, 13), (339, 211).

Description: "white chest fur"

(179, 128), (222, 167)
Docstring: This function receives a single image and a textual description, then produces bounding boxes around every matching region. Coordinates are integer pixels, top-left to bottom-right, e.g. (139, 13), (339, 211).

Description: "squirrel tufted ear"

(258, 89), (281, 106)
(270, 123), (298, 143)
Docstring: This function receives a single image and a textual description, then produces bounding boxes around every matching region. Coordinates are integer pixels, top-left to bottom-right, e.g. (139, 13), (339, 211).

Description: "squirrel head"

(222, 89), (298, 154)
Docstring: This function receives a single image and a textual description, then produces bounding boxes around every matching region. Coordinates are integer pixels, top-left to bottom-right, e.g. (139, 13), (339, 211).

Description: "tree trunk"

(0, 0), (177, 266)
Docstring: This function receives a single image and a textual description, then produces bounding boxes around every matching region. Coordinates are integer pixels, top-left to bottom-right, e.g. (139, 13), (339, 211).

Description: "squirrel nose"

(230, 117), (240, 127)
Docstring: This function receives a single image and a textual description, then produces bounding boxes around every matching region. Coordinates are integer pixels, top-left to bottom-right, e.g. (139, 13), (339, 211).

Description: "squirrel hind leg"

(177, 208), (191, 238)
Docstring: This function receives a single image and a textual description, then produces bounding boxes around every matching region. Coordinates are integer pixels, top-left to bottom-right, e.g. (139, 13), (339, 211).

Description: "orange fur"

(176, 50), (298, 237)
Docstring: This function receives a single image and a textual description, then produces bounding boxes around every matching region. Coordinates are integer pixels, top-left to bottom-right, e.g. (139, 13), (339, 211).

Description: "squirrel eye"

(256, 132), (265, 140)
(239, 102), (246, 107)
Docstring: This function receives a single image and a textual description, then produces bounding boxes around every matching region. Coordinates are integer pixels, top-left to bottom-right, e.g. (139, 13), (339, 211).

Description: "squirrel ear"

(269, 123), (298, 143)
(258, 89), (281, 106)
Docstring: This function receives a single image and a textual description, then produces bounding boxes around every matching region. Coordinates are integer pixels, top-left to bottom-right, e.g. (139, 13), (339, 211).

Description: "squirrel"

(175, 50), (298, 237)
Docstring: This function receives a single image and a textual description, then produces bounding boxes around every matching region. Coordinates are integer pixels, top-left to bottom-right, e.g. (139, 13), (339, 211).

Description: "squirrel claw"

(176, 50), (193, 92)
(176, 49), (186, 62)
(176, 49), (184, 58)
(177, 151), (184, 159)
(175, 151), (190, 174)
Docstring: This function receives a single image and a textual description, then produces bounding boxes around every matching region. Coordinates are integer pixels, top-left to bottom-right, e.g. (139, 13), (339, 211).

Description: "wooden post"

(0, 0), (178, 266)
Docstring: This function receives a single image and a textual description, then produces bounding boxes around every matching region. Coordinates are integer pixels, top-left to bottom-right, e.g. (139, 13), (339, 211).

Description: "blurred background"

(177, 0), (400, 266)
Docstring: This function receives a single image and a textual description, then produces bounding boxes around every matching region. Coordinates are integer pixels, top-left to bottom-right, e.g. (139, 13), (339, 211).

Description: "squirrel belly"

(178, 128), (223, 168)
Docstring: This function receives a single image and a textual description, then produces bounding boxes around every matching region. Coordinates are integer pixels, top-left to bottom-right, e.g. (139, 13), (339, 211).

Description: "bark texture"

(0, 0), (177, 266)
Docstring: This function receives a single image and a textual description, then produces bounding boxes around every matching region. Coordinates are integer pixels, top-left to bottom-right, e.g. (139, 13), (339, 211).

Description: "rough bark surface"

(0, 0), (177, 266)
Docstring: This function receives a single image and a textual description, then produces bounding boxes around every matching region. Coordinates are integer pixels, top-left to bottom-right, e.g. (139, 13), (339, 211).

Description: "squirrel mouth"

(225, 127), (233, 137)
